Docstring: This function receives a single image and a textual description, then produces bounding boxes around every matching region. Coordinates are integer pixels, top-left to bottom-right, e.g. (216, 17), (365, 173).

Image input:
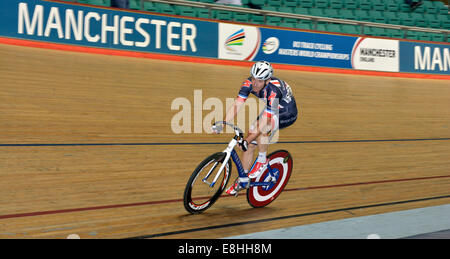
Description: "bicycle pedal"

(228, 187), (240, 197)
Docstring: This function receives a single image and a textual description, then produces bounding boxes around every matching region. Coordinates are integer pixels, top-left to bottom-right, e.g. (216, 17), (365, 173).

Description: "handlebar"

(213, 121), (244, 138)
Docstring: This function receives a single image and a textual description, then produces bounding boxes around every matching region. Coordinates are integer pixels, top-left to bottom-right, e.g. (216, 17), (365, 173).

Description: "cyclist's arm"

(225, 79), (251, 122)
(224, 96), (245, 122)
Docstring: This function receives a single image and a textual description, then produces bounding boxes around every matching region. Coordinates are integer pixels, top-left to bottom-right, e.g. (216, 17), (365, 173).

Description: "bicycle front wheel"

(183, 152), (231, 214)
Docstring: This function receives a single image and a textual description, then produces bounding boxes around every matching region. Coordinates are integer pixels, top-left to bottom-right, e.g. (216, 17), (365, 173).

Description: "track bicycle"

(183, 121), (293, 214)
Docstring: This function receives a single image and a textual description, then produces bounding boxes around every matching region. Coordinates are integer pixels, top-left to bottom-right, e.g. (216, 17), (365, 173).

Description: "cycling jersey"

(236, 77), (298, 129)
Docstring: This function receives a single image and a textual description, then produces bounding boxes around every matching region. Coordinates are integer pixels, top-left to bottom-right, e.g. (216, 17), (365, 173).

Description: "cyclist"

(212, 61), (298, 195)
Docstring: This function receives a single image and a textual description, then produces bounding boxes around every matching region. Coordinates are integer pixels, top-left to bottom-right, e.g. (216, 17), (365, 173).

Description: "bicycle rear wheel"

(183, 152), (231, 214)
(247, 150), (293, 208)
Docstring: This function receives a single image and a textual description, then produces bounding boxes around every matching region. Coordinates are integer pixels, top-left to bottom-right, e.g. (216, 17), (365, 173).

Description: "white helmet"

(250, 61), (273, 80)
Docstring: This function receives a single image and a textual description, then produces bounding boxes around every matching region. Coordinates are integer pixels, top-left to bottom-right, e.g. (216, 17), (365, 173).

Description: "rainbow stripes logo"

(219, 24), (260, 61)
(225, 28), (245, 51)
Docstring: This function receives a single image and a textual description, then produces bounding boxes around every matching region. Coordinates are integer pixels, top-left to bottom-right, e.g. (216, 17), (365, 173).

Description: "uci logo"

(262, 37), (280, 55)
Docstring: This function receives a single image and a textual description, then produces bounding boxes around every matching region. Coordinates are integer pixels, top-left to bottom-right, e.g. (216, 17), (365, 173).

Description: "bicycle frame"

(203, 136), (278, 190)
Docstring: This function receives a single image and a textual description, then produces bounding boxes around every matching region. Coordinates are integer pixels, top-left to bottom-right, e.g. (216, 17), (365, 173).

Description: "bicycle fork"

(202, 138), (237, 188)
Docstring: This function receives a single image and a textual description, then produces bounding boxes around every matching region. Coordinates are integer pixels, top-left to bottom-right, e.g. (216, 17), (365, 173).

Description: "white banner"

(218, 23), (260, 61)
(351, 38), (399, 72)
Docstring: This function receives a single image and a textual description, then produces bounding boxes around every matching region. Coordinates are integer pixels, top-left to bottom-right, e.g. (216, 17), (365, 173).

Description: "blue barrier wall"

(400, 41), (450, 74)
(0, 0), (218, 58)
(0, 0), (449, 75)
(256, 27), (356, 69)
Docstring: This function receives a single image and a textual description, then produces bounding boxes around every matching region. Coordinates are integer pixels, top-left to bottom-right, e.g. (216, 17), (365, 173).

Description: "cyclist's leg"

(228, 115), (277, 194)
(247, 115), (279, 178)
(241, 117), (265, 174)
(241, 141), (257, 173)
(256, 119), (272, 158)
(268, 114), (280, 144)
(242, 110), (275, 164)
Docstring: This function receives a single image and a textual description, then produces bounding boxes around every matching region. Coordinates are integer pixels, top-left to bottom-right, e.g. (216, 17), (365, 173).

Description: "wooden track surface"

(0, 43), (449, 239)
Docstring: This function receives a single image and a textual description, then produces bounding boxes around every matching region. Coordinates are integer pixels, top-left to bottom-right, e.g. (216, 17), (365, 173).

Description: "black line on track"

(1, 137), (450, 147)
(125, 194), (450, 239)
